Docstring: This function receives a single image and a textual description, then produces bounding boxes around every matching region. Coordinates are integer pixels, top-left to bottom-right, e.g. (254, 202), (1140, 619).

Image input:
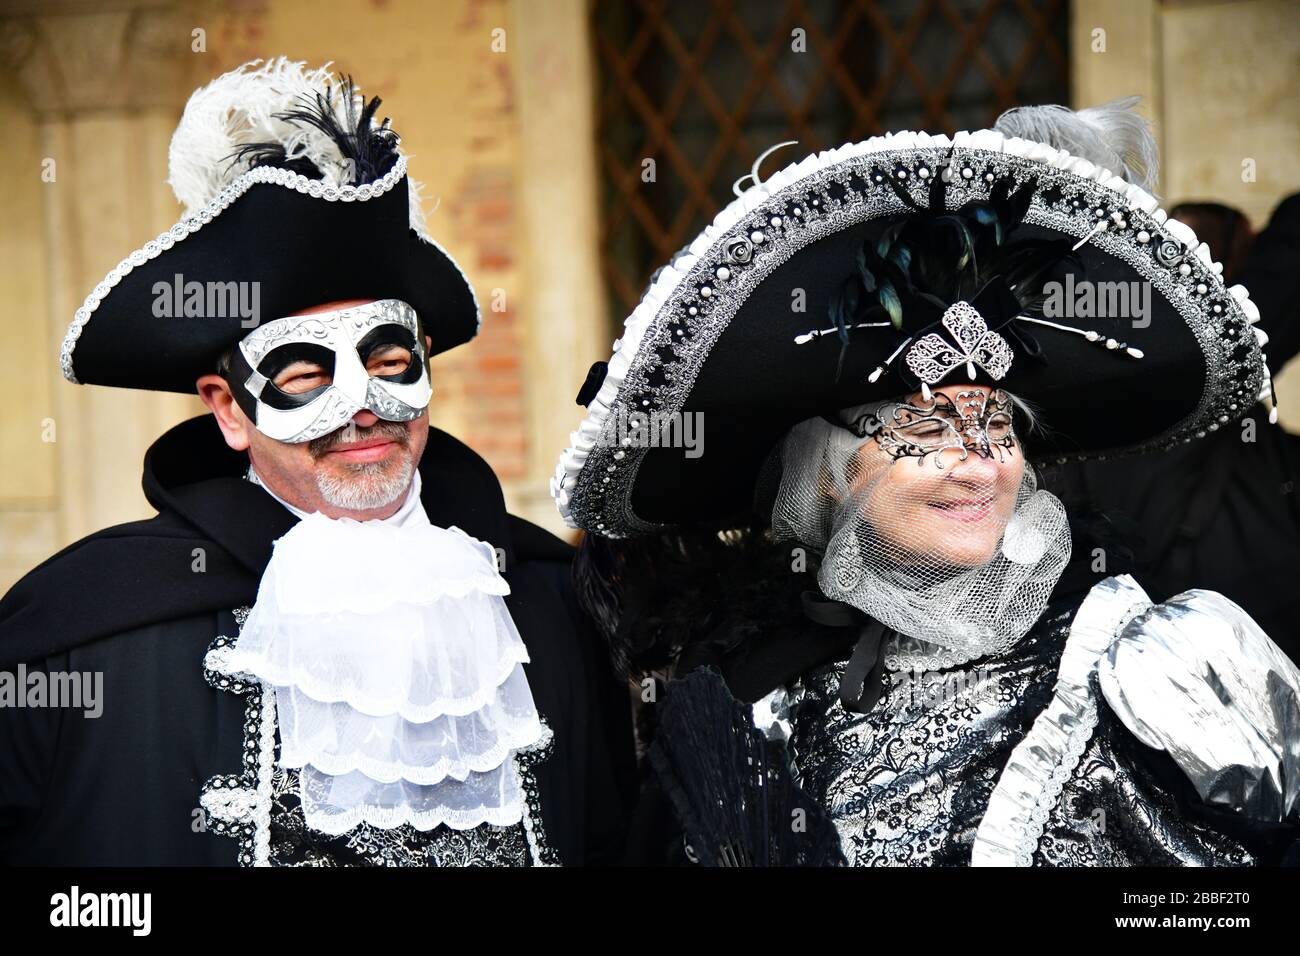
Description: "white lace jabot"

(230, 469), (543, 835)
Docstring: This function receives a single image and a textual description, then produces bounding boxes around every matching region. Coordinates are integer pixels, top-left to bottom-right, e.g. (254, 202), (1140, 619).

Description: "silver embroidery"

(788, 598), (1257, 866)
(905, 302), (1013, 384)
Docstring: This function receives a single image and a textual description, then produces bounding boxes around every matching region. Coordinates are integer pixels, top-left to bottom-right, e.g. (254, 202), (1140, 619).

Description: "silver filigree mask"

(227, 299), (431, 443)
(841, 388), (1017, 466)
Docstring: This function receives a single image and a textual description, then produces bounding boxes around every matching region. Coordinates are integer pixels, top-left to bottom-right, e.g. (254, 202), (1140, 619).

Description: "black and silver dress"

(639, 574), (1300, 867)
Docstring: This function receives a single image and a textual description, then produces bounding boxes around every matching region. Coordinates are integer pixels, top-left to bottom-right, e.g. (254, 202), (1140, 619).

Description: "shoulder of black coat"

(507, 514), (575, 565)
(0, 510), (250, 666)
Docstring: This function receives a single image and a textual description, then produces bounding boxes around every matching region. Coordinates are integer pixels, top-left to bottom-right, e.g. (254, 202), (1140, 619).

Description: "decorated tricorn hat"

(554, 100), (1273, 538)
(60, 58), (479, 393)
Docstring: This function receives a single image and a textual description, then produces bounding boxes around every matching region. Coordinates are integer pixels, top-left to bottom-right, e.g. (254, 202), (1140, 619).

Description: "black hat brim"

(631, 223), (1218, 527)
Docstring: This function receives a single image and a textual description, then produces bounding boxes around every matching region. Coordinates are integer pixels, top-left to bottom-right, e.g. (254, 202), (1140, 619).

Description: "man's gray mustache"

(308, 421), (410, 458)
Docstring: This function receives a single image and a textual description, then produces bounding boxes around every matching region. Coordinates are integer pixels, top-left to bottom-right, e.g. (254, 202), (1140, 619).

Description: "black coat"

(0, 416), (636, 865)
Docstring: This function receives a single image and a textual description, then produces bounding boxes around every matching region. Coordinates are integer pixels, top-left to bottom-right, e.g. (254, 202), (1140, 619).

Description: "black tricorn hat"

(554, 111), (1272, 538)
(60, 58), (479, 394)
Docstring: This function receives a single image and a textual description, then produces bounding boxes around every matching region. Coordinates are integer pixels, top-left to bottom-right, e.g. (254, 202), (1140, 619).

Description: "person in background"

(1047, 193), (1300, 662)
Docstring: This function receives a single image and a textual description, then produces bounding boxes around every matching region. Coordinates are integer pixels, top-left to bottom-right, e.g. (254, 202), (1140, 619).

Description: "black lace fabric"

(788, 601), (1257, 866)
(267, 766), (530, 867)
(1035, 705), (1252, 866)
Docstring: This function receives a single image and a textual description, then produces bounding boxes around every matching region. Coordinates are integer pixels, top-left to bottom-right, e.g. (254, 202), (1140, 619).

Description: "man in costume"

(556, 100), (1300, 865)
(0, 59), (634, 866)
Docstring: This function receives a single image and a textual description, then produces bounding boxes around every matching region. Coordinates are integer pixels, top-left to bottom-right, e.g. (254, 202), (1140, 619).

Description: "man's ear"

(196, 374), (252, 452)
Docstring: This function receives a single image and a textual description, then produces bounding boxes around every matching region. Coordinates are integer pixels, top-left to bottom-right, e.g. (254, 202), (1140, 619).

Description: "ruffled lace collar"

(227, 469), (543, 835)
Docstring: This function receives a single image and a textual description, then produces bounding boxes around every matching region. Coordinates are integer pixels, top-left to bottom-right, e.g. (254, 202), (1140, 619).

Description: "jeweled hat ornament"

(60, 58), (479, 397)
(554, 99), (1273, 537)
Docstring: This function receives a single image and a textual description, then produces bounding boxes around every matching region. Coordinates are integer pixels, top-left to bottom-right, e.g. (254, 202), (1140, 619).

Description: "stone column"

(0, 1), (205, 579)
(509, 0), (608, 537)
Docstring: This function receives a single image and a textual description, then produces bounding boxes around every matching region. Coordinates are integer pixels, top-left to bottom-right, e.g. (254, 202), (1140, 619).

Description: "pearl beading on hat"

(553, 130), (1269, 537)
(58, 155), (480, 385)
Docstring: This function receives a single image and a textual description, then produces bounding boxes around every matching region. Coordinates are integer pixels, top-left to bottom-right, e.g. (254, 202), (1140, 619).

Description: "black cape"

(0, 415), (635, 865)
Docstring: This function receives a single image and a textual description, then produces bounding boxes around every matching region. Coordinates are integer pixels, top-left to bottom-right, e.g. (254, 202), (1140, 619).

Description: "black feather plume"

(832, 167), (1074, 355)
(227, 76), (401, 185)
(573, 524), (817, 680)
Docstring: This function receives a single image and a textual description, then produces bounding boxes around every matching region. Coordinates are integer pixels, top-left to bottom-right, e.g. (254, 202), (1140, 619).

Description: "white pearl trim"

(253, 681), (277, 867)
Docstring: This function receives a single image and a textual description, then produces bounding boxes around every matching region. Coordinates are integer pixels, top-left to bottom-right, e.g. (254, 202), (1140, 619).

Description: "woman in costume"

(554, 100), (1300, 866)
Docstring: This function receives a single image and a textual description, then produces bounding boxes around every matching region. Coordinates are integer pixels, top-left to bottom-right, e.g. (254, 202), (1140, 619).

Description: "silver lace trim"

(969, 575), (1152, 866)
(200, 607), (277, 866)
(516, 722), (561, 866)
(883, 632), (995, 673)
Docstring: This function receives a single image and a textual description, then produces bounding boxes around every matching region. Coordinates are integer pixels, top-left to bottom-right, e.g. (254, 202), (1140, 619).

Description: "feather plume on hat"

(166, 57), (431, 239)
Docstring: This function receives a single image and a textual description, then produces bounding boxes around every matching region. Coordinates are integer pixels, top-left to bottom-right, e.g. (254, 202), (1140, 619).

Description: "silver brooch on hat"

(905, 302), (1014, 384)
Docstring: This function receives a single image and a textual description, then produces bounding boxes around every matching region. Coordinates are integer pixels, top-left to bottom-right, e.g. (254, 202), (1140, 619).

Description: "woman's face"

(844, 384), (1024, 569)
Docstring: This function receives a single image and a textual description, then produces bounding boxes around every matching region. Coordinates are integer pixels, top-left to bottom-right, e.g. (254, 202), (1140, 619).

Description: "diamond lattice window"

(593, 0), (1070, 322)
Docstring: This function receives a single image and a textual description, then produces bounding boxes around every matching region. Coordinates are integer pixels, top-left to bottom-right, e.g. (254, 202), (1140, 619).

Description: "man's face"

(246, 403), (429, 517)
(198, 299), (431, 520)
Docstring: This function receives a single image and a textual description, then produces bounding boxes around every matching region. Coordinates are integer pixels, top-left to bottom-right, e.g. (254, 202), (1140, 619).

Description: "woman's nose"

(945, 446), (1001, 481)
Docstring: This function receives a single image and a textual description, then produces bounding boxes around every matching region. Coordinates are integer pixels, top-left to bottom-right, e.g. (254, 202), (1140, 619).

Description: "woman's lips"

(326, 439), (399, 463)
(928, 498), (993, 523)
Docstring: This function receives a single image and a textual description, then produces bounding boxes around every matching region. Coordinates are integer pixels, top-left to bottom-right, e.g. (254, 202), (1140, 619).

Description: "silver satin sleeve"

(1098, 589), (1300, 825)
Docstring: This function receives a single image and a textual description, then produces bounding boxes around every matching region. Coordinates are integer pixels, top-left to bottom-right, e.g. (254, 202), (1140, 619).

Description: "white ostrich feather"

(994, 96), (1160, 193)
(167, 58), (347, 213)
(166, 57), (431, 239)
(405, 171), (431, 240)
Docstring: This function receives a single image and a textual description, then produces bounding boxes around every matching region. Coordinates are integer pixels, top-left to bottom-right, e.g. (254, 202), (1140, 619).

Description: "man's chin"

(315, 452), (415, 512)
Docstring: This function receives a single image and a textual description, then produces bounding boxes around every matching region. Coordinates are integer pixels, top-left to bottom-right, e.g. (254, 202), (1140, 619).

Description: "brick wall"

(211, 0), (533, 484)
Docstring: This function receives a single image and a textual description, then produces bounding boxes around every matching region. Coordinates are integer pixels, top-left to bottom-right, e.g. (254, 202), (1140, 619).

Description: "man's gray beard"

(315, 454), (416, 511)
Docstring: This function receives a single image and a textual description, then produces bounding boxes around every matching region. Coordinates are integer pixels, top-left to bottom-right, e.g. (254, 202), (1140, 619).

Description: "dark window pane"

(592, 0), (1070, 327)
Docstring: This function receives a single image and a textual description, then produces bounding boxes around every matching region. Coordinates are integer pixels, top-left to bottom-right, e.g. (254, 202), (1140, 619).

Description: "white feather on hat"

(166, 56), (431, 239)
